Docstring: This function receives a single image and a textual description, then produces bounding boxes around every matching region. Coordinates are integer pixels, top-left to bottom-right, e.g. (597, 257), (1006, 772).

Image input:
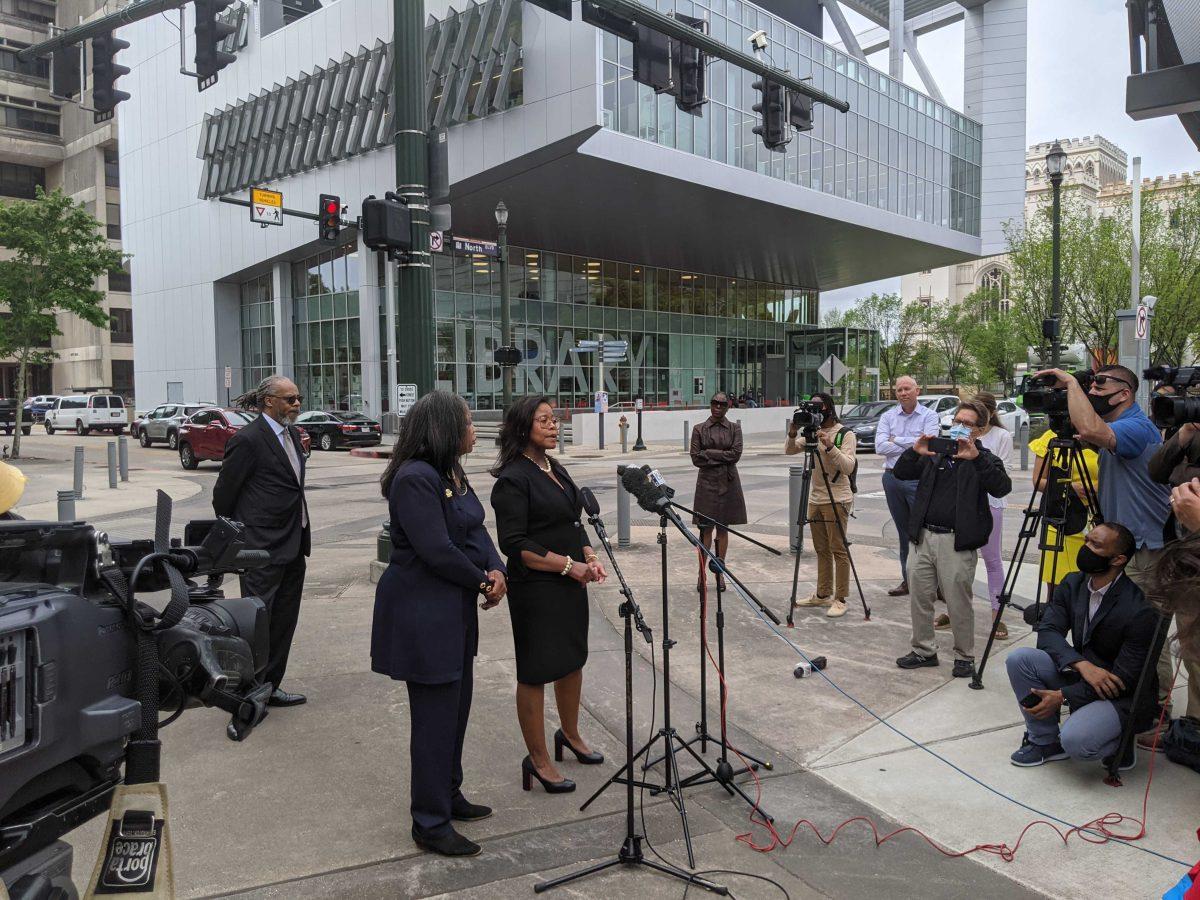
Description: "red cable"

(693, 549), (1177, 863)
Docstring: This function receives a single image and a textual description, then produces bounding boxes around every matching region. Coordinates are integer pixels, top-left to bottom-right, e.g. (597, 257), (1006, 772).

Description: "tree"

(0, 188), (124, 457)
(843, 292), (922, 387)
(924, 302), (972, 389)
(1141, 183), (1200, 366)
(961, 287), (1026, 394)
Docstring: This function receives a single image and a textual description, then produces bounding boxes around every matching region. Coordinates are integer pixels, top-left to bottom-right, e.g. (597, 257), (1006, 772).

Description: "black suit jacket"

(893, 443), (1011, 551)
(491, 456), (588, 583)
(212, 413), (310, 561)
(1037, 571), (1162, 733)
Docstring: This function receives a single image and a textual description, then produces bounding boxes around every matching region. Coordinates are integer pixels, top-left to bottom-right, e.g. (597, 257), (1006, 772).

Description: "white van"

(44, 394), (128, 435)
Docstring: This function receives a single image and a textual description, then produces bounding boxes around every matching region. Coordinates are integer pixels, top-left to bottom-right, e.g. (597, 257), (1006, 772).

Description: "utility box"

(361, 196), (413, 252)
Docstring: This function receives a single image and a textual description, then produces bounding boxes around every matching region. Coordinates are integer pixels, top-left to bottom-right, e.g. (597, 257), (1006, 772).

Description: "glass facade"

(789, 328), (880, 404)
(240, 274), (276, 390)
(291, 243), (363, 410)
(601, 1), (983, 235)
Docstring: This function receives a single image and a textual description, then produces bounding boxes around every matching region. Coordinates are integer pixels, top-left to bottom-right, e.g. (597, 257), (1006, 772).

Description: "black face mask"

(1076, 545), (1115, 574)
(1088, 392), (1121, 417)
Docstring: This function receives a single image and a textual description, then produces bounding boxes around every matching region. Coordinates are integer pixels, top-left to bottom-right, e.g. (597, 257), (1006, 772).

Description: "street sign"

(494, 346), (521, 367)
(396, 383), (418, 417)
(430, 230), (444, 252)
(451, 236), (499, 257)
(223, 366), (232, 389)
(594, 391), (609, 414)
(693, 375), (705, 396)
(1136, 304), (1148, 340)
(817, 354), (847, 385)
(250, 187), (283, 226)
(635, 397), (644, 411)
(865, 367), (880, 376)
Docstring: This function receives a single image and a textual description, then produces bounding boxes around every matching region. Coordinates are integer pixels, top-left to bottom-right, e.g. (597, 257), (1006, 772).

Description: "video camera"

(1023, 370), (1095, 434)
(791, 400), (826, 440)
(0, 506), (272, 893)
(1145, 365), (1200, 429)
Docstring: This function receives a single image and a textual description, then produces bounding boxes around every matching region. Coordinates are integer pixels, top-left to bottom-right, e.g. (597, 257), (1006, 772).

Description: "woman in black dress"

(371, 391), (507, 858)
(490, 395), (607, 793)
(690, 391), (747, 591)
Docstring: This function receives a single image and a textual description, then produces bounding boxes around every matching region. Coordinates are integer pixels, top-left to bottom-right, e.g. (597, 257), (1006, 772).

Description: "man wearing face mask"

(1005, 523), (1160, 770)
(1034, 364), (1172, 740)
(892, 399), (1011, 679)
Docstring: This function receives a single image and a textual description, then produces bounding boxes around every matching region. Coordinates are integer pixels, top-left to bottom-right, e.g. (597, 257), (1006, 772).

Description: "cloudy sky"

(820, 0), (1200, 313)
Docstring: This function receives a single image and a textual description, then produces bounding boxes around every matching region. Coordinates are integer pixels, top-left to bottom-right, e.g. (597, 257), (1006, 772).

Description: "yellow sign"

(250, 187), (283, 225)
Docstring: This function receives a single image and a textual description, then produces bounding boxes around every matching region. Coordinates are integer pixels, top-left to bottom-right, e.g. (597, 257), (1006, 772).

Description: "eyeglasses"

(951, 418), (977, 427)
(1092, 375), (1133, 391)
(269, 393), (303, 405)
(533, 415), (557, 425)
(711, 400), (729, 408)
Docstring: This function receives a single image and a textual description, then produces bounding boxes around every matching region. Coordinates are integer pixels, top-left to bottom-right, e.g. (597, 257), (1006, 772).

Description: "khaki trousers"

(910, 530), (977, 661)
(1126, 547), (1175, 705)
(809, 501), (851, 599)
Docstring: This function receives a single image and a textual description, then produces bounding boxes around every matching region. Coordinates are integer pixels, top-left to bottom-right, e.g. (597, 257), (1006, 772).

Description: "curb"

(349, 447), (391, 459)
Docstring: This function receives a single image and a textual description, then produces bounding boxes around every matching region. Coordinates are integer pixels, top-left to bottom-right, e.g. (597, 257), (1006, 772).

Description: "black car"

(839, 400), (894, 452)
(0, 400), (31, 436)
(294, 410), (383, 451)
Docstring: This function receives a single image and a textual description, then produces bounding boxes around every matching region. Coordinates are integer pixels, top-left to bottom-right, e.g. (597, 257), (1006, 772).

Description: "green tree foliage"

(842, 292), (922, 387)
(1141, 183), (1200, 365)
(961, 287), (1026, 394)
(0, 188), (124, 457)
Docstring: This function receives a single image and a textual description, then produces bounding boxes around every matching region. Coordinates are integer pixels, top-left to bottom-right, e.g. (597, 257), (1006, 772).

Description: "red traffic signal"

(318, 194), (341, 242)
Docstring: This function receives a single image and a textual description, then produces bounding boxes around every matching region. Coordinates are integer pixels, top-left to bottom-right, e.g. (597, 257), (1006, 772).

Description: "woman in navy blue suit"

(371, 391), (506, 858)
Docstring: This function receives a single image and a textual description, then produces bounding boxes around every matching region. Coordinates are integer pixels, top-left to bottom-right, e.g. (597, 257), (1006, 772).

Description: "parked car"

(839, 400), (894, 452)
(22, 395), (58, 422)
(294, 410), (383, 451)
(917, 394), (962, 418)
(0, 399), (31, 435)
(938, 397), (1030, 437)
(178, 408), (310, 469)
(44, 394), (127, 435)
(138, 402), (218, 449)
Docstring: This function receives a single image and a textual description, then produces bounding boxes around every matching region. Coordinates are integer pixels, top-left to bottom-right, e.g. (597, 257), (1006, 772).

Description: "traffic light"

(673, 13), (707, 115)
(91, 32), (130, 124)
(51, 45), (81, 100)
(633, 24), (673, 94)
(751, 78), (789, 151)
(526, 0), (571, 19)
(789, 91), (814, 132)
(318, 194), (341, 243)
(195, 0), (238, 91)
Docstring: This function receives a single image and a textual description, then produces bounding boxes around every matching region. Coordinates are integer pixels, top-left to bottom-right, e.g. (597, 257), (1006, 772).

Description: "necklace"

(523, 452), (552, 474)
(448, 473), (468, 497)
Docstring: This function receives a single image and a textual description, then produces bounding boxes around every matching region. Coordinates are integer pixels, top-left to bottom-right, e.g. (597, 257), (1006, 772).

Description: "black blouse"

(490, 457), (588, 582)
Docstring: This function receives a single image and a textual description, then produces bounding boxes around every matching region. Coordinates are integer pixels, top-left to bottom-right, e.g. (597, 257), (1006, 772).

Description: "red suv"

(178, 409), (311, 470)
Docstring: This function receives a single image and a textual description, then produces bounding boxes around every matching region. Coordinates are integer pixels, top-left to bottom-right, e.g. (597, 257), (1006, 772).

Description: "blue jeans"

(1005, 646), (1122, 760)
(882, 469), (918, 581)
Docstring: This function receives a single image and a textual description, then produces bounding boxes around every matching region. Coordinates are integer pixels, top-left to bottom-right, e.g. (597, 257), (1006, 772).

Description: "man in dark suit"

(1007, 522), (1162, 770)
(214, 374), (310, 708)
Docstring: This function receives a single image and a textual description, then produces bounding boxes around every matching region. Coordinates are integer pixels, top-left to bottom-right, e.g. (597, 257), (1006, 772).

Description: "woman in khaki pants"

(785, 391), (857, 618)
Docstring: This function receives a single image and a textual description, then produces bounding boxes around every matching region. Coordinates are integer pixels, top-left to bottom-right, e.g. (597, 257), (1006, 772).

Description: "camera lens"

(1152, 394), (1200, 429)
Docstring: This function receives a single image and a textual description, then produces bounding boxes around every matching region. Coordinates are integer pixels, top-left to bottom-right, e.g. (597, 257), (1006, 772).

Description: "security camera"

(749, 29), (768, 52)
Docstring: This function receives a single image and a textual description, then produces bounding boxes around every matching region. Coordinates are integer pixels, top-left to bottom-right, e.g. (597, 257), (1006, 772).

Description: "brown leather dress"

(689, 416), (747, 527)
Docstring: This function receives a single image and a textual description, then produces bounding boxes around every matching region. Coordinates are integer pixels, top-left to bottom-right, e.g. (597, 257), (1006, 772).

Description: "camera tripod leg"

(787, 453), (814, 627)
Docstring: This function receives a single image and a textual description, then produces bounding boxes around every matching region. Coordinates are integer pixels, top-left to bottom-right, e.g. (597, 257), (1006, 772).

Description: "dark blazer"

(491, 457), (587, 581)
(893, 443), (1011, 551)
(371, 460), (504, 683)
(1037, 571), (1163, 733)
(212, 413), (310, 560)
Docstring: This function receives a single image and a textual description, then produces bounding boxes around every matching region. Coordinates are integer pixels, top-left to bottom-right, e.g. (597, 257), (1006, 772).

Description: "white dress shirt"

(876, 402), (941, 470)
(978, 425), (1013, 510)
(264, 413), (306, 525)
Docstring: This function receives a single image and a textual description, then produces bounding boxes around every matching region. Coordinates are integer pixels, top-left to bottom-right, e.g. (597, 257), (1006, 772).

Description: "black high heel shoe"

(521, 755), (576, 793)
(554, 728), (604, 764)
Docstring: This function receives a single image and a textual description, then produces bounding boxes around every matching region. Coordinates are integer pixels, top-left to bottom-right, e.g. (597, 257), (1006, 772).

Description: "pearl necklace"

(523, 453), (552, 474)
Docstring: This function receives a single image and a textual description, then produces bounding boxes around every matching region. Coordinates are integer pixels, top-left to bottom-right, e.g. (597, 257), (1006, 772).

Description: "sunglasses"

(270, 393), (303, 405)
(1092, 375), (1132, 391)
(711, 400), (729, 407)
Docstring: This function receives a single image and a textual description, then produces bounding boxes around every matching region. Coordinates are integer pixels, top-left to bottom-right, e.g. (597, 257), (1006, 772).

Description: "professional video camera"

(1145, 365), (1200, 429)
(791, 400), (826, 439)
(0, 500), (272, 896)
(1022, 369), (1095, 434)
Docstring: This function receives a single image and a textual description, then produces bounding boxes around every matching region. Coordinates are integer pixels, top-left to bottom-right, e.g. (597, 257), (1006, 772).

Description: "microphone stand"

(538, 506), (724, 894)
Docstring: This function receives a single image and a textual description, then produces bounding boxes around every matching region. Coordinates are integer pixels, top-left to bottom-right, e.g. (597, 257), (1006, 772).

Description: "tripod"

(786, 438), (872, 624)
(537, 503), (725, 894)
(971, 435), (1101, 690)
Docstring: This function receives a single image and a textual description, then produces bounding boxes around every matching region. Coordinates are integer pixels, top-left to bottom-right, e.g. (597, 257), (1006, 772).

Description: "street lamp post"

(496, 200), (512, 413)
(1046, 141), (1067, 368)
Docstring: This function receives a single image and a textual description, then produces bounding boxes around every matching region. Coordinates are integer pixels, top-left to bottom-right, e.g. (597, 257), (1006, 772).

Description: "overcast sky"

(820, 0), (1200, 314)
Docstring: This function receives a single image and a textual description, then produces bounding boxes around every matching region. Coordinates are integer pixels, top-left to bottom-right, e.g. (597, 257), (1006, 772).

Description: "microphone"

(619, 464), (673, 514)
(580, 486), (601, 517)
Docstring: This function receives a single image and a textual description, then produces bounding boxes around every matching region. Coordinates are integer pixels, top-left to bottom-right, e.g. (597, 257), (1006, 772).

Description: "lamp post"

(496, 200), (512, 413)
(1046, 141), (1067, 367)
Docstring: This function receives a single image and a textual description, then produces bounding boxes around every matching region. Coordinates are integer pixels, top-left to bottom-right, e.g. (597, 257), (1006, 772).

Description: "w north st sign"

(452, 236), (499, 257)
(250, 188), (283, 226)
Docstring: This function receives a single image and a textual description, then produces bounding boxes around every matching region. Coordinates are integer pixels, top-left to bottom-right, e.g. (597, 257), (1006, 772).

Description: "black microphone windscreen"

(580, 486), (600, 516)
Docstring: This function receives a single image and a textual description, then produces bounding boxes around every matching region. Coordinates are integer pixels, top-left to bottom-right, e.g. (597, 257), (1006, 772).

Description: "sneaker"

(952, 659), (976, 679)
(826, 599), (847, 618)
(933, 613), (951, 631)
(994, 621), (1009, 641)
(795, 594), (832, 608)
(1102, 744), (1137, 772)
(896, 651), (939, 669)
(1010, 739), (1068, 767)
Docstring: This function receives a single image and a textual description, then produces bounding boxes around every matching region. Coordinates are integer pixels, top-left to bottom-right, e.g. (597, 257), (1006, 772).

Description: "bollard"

(683, 420), (690, 452)
(617, 470), (631, 548)
(118, 436), (129, 481)
(107, 442), (118, 488)
(73, 446), (84, 500)
(1019, 421), (1029, 470)
(619, 415), (629, 453)
(558, 417), (566, 454)
(789, 465), (805, 554)
(57, 490), (76, 522)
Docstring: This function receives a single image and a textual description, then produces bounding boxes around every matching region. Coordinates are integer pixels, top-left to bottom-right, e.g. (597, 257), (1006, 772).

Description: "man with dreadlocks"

(214, 374), (311, 708)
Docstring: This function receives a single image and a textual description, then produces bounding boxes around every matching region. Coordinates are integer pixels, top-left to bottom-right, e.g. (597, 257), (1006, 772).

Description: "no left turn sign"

(1136, 304), (1148, 340)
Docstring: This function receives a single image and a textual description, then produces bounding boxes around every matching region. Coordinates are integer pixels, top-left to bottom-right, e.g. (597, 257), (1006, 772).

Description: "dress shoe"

(450, 797), (493, 822)
(896, 651), (938, 669)
(952, 659), (976, 679)
(268, 689), (307, 707)
(521, 755), (576, 793)
(554, 728), (604, 764)
(933, 613), (951, 631)
(888, 581), (909, 597)
(411, 826), (481, 857)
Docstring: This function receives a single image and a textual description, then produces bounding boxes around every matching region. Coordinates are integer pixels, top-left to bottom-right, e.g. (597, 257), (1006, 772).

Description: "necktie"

(280, 427), (307, 528)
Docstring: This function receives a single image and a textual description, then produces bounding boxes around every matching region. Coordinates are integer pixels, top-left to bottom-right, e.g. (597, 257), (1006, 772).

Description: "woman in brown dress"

(690, 391), (747, 591)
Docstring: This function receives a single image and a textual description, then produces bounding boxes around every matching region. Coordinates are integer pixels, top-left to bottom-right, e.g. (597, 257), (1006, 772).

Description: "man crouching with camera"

(893, 399), (1011, 678)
